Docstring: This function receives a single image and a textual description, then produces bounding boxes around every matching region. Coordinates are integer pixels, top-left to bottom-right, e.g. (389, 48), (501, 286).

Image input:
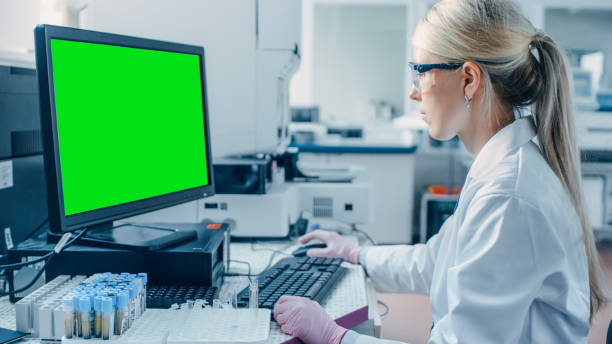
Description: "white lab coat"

(343, 117), (590, 344)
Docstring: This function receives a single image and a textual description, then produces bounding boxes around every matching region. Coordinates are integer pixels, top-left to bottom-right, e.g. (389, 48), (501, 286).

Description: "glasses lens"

(411, 68), (420, 92)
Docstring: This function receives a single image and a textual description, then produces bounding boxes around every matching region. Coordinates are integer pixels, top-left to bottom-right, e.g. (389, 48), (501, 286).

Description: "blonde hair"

(414, 0), (606, 320)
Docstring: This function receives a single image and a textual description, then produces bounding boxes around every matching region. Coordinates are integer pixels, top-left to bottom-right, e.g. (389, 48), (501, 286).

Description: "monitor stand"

(47, 221), (197, 251)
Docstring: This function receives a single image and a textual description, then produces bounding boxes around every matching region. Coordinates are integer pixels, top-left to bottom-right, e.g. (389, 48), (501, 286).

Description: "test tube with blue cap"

(101, 297), (114, 340)
(79, 296), (92, 339)
(73, 294), (82, 337)
(127, 284), (136, 326)
(115, 292), (129, 335)
(132, 277), (143, 316)
(62, 296), (73, 339)
(94, 296), (103, 338)
(138, 273), (148, 313)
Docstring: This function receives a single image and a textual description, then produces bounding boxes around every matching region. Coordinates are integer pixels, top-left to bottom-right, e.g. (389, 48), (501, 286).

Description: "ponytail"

(531, 33), (607, 319)
(414, 0), (608, 321)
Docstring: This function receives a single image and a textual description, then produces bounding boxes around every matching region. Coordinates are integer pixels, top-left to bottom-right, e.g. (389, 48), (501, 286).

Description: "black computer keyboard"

(237, 256), (347, 309)
(146, 285), (218, 308)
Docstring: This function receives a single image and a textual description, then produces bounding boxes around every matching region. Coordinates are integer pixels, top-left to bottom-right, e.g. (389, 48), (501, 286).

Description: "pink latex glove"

(299, 230), (361, 264)
(274, 295), (347, 344)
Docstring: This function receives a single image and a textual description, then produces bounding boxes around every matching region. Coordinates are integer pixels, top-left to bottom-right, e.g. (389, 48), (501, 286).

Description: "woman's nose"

(408, 86), (421, 102)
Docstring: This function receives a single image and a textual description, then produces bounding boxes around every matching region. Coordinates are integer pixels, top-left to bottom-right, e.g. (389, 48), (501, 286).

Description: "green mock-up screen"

(50, 39), (209, 216)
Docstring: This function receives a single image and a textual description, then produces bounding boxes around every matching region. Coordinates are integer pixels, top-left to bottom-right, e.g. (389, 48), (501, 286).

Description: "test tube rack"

(15, 275), (88, 339)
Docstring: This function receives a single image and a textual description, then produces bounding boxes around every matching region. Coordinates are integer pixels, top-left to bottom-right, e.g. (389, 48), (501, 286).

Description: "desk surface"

(0, 236), (376, 343)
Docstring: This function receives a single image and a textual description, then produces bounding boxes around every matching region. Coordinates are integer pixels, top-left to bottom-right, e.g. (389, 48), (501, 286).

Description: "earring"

(464, 95), (472, 110)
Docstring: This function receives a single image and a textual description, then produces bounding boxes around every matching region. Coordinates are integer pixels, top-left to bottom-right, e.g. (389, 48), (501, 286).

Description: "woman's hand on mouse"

(274, 295), (347, 344)
(299, 230), (361, 264)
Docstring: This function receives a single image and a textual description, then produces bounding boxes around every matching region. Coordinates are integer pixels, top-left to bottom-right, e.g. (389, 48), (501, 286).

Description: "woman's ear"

(461, 61), (481, 100)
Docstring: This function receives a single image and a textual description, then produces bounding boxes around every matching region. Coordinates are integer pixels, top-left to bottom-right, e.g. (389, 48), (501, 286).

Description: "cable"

(351, 225), (377, 246)
(377, 300), (390, 319)
(0, 227), (89, 270)
(0, 255), (53, 297)
(250, 239), (293, 257)
(0, 252), (53, 270)
(1, 228), (89, 296)
(224, 259), (253, 278)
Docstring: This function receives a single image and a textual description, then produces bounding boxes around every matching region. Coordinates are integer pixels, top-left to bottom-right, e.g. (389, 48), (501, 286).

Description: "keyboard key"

(304, 281), (325, 298)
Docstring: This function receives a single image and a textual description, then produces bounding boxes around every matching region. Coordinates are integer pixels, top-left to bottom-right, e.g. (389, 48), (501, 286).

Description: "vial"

(132, 279), (142, 317)
(249, 279), (259, 309)
(115, 292), (129, 335)
(101, 297), (114, 340)
(128, 283), (137, 324)
(94, 296), (103, 338)
(79, 296), (92, 339)
(62, 297), (73, 339)
(73, 294), (82, 337)
(212, 299), (222, 309)
(126, 285), (136, 327)
(138, 273), (148, 313)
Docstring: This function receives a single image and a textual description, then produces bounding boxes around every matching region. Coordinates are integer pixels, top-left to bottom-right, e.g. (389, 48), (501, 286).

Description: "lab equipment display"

(236, 256), (346, 310)
(419, 193), (459, 242)
(34, 25), (215, 250)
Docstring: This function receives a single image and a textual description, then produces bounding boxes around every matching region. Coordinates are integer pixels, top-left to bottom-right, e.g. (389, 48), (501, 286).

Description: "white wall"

(0, 0), (83, 60)
(0, 0), (41, 55)
(312, 4), (407, 123)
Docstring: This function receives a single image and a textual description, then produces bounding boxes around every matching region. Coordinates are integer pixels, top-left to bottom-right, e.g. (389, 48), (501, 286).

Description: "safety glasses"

(409, 62), (463, 93)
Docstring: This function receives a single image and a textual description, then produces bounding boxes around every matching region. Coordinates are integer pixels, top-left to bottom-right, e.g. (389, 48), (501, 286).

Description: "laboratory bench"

(0, 235), (381, 344)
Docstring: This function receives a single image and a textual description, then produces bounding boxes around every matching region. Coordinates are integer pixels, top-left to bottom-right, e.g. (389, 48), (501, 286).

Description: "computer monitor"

(34, 25), (215, 250)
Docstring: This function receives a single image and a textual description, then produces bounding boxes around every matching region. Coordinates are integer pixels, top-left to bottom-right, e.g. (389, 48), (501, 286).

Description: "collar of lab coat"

(466, 116), (537, 181)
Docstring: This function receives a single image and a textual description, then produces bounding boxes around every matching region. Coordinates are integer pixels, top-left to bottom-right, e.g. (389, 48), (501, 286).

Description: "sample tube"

(79, 296), (92, 339)
(138, 273), (148, 313)
(127, 284), (136, 326)
(115, 292), (129, 335)
(101, 297), (114, 340)
(249, 279), (259, 309)
(62, 297), (73, 339)
(133, 278), (143, 317)
(87, 292), (95, 333)
(74, 295), (82, 337)
(94, 296), (103, 338)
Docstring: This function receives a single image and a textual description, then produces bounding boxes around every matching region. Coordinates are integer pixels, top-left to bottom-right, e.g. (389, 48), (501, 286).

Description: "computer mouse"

(292, 243), (327, 257)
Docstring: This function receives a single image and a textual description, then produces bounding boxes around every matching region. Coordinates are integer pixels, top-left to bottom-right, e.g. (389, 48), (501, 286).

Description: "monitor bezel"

(34, 24), (215, 234)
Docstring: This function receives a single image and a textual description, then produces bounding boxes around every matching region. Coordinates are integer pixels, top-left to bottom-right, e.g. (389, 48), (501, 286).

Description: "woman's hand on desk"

(299, 230), (361, 264)
(274, 295), (348, 344)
